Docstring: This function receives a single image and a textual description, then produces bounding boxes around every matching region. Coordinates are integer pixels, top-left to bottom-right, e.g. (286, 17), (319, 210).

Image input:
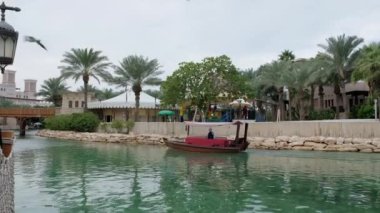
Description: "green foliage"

(111, 120), (125, 133)
(125, 120), (135, 132)
(107, 55), (163, 121)
(351, 103), (375, 119)
(45, 112), (100, 132)
(38, 77), (70, 106)
(70, 113), (100, 132)
(308, 109), (335, 120)
(278, 50), (295, 61)
(161, 55), (246, 113)
(45, 114), (73, 131)
(59, 48), (111, 109)
(99, 122), (110, 133)
(352, 43), (380, 95)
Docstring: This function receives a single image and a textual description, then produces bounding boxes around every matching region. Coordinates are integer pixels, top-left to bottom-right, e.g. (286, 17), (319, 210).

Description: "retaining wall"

(0, 154), (14, 213)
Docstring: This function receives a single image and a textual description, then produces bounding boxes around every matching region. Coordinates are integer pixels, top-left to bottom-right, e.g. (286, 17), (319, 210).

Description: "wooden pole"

(234, 122), (241, 143)
(243, 123), (248, 143)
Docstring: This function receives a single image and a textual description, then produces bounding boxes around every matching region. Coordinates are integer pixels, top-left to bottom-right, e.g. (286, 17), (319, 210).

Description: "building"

(0, 70), (37, 99)
(0, 69), (47, 129)
(313, 81), (369, 117)
(88, 91), (160, 122)
(59, 91), (96, 114)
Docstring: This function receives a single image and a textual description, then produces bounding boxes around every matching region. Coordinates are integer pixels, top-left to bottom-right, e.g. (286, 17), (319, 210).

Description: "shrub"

(70, 113), (100, 132)
(45, 112), (100, 132)
(125, 120), (135, 133)
(308, 109), (335, 120)
(99, 122), (110, 133)
(111, 120), (125, 133)
(45, 114), (73, 130)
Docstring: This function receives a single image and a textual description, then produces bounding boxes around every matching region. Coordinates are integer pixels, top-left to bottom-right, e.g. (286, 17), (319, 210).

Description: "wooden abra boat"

(0, 129), (15, 158)
(164, 121), (250, 153)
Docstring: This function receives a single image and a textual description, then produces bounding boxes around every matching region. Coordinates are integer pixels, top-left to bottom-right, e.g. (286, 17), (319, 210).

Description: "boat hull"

(164, 140), (248, 153)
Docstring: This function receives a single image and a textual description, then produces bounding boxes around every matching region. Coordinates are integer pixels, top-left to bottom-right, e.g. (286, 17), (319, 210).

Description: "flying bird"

(24, 36), (47, 50)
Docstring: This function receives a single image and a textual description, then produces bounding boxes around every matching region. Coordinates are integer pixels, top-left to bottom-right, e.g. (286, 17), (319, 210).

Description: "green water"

(14, 134), (380, 213)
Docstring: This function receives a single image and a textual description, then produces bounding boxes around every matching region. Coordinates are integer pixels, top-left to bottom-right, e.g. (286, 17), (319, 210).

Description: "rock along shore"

(36, 130), (380, 153)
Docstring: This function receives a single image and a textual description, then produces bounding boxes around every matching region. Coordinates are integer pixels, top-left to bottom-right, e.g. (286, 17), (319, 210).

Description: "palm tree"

(256, 61), (291, 120)
(279, 50), (295, 62)
(111, 55), (163, 121)
(352, 42), (380, 96)
(144, 89), (162, 121)
(37, 77), (70, 106)
(318, 34), (364, 118)
(98, 88), (123, 101)
(59, 48), (111, 109)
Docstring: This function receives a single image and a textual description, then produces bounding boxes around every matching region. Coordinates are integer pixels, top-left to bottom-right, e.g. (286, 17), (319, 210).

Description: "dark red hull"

(164, 140), (248, 153)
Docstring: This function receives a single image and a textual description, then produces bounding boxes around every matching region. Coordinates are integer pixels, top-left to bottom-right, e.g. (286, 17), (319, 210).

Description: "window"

(81, 101), (85, 108)
(69, 101), (73, 108)
(75, 101), (79, 108)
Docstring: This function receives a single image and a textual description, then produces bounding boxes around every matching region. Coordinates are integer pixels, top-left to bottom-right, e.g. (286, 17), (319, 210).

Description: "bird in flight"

(24, 36), (47, 50)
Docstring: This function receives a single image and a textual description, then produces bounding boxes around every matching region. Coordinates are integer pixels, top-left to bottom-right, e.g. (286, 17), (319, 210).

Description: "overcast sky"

(3, 0), (380, 91)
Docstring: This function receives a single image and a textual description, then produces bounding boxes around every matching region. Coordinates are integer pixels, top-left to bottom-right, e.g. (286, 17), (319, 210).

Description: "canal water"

(14, 134), (380, 212)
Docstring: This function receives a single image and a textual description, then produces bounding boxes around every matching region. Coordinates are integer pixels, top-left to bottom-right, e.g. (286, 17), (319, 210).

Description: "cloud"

(4, 0), (380, 92)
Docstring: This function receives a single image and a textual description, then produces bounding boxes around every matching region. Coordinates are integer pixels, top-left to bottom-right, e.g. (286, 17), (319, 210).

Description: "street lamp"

(0, 2), (21, 74)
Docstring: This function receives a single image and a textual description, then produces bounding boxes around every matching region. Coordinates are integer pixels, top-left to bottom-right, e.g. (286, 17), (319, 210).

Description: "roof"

(345, 81), (369, 93)
(87, 91), (159, 109)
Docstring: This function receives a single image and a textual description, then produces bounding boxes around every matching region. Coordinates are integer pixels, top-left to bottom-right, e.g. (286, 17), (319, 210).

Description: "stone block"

(275, 136), (289, 142)
(304, 142), (326, 149)
(292, 146), (313, 151)
(325, 137), (337, 145)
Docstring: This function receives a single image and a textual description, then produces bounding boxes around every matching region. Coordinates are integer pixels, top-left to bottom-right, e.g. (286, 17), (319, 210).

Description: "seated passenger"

(207, 128), (214, 139)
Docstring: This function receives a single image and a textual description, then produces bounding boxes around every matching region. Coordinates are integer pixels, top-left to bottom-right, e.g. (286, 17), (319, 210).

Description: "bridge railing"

(0, 108), (56, 118)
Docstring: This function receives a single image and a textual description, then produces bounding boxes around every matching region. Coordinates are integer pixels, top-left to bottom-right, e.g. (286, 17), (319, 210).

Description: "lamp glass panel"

(5, 38), (14, 58)
(0, 37), (5, 57)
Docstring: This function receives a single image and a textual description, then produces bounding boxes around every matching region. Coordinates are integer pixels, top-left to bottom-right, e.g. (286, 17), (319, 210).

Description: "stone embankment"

(37, 130), (380, 153)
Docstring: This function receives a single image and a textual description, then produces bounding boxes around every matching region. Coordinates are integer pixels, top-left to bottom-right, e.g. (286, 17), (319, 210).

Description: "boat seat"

(185, 136), (228, 147)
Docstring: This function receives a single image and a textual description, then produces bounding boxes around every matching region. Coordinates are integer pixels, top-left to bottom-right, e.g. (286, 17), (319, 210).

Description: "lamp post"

(0, 2), (20, 74)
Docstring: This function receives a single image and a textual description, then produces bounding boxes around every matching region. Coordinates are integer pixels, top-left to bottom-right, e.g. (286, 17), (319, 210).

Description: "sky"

(2, 0), (380, 92)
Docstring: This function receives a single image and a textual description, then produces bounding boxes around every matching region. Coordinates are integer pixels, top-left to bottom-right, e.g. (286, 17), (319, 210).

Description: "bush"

(357, 104), (374, 118)
(45, 114), (73, 130)
(111, 120), (125, 133)
(308, 109), (335, 120)
(126, 120), (135, 133)
(45, 112), (100, 132)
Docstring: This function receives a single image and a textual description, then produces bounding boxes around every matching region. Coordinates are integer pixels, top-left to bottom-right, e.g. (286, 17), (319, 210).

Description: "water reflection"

(14, 136), (380, 212)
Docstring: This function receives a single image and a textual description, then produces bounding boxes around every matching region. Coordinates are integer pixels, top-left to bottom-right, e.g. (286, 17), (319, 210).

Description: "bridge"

(0, 108), (56, 136)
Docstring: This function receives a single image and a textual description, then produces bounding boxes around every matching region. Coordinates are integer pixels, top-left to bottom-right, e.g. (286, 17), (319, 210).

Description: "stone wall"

(0, 154), (14, 213)
(247, 136), (380, 153)
(132, 120), (380, 138)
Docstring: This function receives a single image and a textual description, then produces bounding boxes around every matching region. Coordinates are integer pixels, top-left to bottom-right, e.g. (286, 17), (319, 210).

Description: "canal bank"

(37, 128), (380, 153)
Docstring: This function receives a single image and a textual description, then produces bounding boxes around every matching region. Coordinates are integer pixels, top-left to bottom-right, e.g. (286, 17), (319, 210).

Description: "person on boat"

(208, 128), (214, 139)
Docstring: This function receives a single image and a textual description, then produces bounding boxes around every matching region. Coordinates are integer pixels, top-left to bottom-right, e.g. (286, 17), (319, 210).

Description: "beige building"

(88, 91), (160, 122)
(59, 91), (96, 114)
(0, 70), (47, 129)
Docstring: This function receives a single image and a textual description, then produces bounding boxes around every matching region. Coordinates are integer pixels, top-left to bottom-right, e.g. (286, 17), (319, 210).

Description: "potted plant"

(0, 130), (14, 158)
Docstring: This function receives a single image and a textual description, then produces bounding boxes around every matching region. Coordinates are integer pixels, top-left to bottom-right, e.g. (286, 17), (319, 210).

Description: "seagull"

(24, 36), (47, 50)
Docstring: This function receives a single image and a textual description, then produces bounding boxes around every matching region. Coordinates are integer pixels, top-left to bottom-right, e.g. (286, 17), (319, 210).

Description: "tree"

(352, 42), (380, 96)
(110, 55), (163, 121)
(97, 88), (123, 101)
(318, 34), (364, 118)
(279, 50), (295, 62)
(144, 89), (162, 107)
(161, 55), (246, 121)
(59, 48), (111, 110)
(37, 77), (70, 106)
(144, 89), (162, 121)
